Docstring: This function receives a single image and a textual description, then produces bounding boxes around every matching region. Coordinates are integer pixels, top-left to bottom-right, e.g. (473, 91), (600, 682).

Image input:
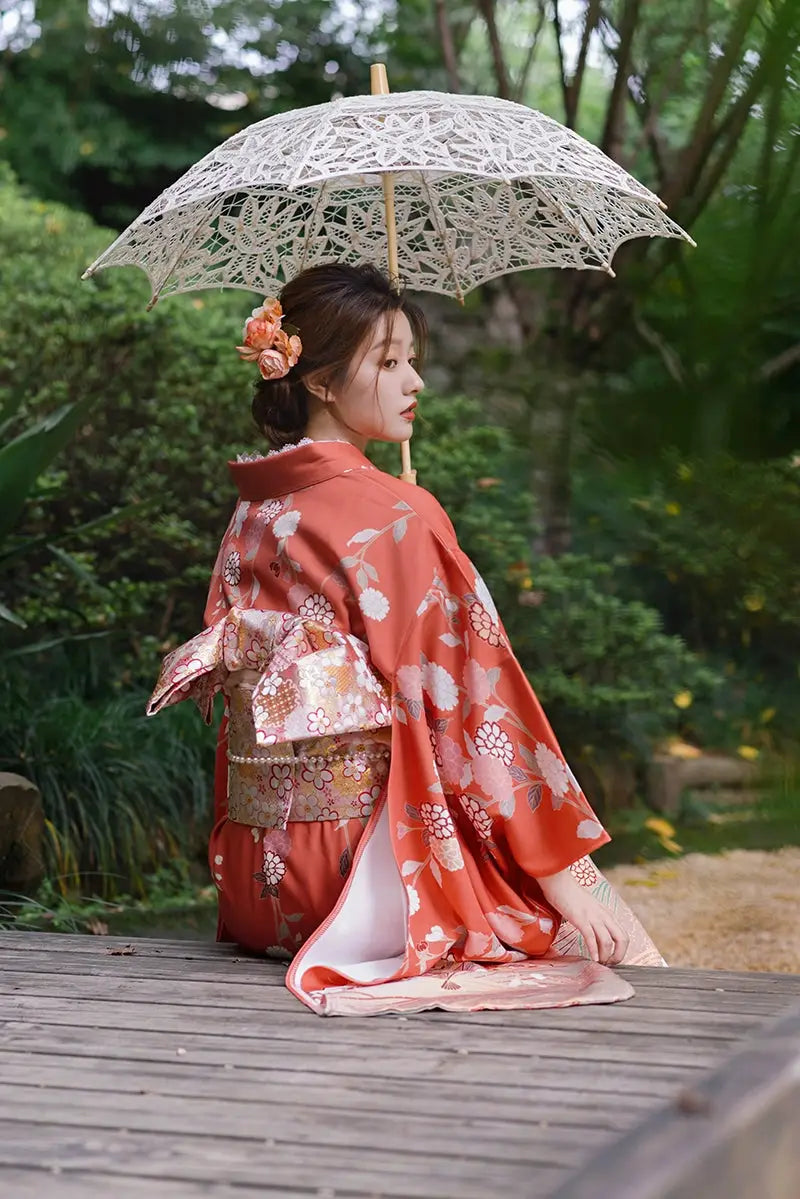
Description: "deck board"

(1, 931), (799, 1197)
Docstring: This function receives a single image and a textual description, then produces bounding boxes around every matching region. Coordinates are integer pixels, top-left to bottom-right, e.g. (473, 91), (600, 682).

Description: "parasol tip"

(146, 293), (160, 312)
(604, 265), (617, 279)
(371, 63), (390, 96)
(81, 267), (94, 281)
(684, 233), (698, 249)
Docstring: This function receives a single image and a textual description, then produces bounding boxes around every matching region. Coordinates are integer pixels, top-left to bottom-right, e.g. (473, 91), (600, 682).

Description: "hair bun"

(252, 375), (309, 447)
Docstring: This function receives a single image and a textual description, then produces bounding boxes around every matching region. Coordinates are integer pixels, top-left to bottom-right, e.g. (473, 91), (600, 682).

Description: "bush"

(0, 649), (216, 896)
(0, 165), (256, 679)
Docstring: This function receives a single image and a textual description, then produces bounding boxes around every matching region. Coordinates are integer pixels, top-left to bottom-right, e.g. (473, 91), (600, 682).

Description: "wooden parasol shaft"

(370, 62), (416, 486)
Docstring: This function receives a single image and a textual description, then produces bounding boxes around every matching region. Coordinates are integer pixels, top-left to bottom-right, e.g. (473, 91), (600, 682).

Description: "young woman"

(149, 263), (662, 1015)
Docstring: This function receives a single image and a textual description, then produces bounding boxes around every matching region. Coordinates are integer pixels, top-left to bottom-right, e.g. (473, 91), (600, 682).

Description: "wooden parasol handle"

(371, 63), (416, 486)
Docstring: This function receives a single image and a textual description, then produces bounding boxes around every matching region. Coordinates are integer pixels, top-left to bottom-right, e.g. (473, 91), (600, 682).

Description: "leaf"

(363, 561), (379, 580)
(433, 718), (449, 733)
(483, 705), (506, 722)
(395, 705), (408, 724)
(339, 847), (352, 877)
(356, 567), (368, 590)
(407, 698), (422, 721)
(439, 633), (462, 647)
(0, 395), (95, 541)
(393, 518), (408, 541)
(394, 501), (412, 511)
(499, 796), (515, 818)
(527, 784), (543, 812)
(339, 556), (359, 568)
(0, 600), (26, 628)
(405, 804), (420, 820)
(509, 764), (528, 783)
(347, 528), (381, 544)
(46, 544), (108, 596)
(430, 858), (443, 886)
(519, 745), (538, 771)
(401, 860), (423, 877)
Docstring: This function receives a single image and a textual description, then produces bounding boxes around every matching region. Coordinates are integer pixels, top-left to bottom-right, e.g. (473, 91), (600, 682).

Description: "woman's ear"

(303, 369), (330, 403)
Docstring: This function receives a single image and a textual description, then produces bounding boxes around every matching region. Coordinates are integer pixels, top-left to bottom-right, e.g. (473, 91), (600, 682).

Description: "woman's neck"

(304, 404), (367, 453)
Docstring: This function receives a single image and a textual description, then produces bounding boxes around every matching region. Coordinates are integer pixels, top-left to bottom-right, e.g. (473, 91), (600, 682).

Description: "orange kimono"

(149, 440), (661, 1015)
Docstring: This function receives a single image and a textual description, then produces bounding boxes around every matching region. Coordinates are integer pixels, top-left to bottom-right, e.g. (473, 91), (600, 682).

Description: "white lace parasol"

(83, 89), (693, 306)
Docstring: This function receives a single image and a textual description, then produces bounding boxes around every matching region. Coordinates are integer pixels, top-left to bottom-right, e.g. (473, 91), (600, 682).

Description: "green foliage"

(0, 0), (376, 228)
(0, 650), (216, 897)
(0, 165), (256, 674)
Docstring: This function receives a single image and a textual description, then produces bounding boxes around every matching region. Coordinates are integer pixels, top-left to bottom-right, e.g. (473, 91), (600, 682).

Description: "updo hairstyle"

(252, 262), (426, 449)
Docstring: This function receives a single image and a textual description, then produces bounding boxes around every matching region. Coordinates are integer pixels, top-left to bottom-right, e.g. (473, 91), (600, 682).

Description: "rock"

(647, 753), (758, 815)
(0, 772), (46, 894)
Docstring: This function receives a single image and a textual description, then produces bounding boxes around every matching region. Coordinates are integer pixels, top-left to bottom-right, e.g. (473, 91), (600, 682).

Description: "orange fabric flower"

(236, 297), (302, 379)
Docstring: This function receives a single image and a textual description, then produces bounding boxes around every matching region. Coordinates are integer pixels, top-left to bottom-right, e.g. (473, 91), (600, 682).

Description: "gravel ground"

(605, 847), (800, 974)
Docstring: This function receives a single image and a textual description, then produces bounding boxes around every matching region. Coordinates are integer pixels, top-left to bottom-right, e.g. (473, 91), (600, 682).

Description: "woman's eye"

(383, 358), (397, 369)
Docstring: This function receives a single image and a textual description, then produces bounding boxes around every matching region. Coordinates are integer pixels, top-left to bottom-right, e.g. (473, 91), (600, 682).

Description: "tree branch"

(512, 1), (547, 103)
(477, 0), (511, 99)
(434, 0), (462, 94)
(554, 0), (602, 128)
(663, 0), (761, 208)
(600, 0), (641, 161)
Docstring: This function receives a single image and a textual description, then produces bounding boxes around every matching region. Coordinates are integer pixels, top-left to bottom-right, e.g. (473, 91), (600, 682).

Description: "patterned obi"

(147, 607), (392, 830)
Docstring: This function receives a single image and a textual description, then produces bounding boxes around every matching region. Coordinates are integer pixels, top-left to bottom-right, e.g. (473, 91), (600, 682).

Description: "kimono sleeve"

(389, 544), (610, 882)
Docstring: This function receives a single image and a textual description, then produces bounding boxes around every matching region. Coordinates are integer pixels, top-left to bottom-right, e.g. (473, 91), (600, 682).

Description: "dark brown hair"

(251, 262), (427, 449)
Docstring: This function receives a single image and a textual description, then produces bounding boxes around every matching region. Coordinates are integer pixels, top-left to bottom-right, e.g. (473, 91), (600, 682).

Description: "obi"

(147, 607), (393, 830)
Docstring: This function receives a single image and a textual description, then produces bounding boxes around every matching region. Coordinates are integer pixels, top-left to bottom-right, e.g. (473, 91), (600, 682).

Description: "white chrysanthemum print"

(474, 721), (514, 766)
(358, 587), (390, 621)
(422, 662), (458, 711)
(406, 885), (420, 915)
(535, 742), (569, 797)
(273, 510), (301, 539)
(432, 836), (465, 872)
(474, 572), (499, 622)
(468, 602), (502, 646)
(222, 550), (241, 586)
(258, 498), (283, 520)
(297, 593), (335, 625)
(307, 707), (331, 736)
(262, 850), (286, 886)
(570, 857), (599, 888)
(420, 801), (456, 840)
(460, 795), (494, 840)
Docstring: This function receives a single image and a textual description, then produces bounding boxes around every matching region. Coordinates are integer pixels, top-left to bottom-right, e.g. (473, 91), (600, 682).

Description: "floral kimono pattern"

(149, 440), (662, 1016)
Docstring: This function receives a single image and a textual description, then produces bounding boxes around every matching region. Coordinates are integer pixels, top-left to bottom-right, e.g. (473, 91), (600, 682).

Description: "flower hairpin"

(236, 298), (302, 381)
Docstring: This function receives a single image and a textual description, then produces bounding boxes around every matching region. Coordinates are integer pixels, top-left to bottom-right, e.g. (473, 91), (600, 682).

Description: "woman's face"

(328, 311), (424, 448)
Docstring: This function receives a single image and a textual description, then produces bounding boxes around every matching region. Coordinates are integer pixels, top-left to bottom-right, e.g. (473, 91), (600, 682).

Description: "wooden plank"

(0, 1040), (705, 1098)
(0, 998), (741, 1065)
(551, 1003), (800, 1199)
(3, 969), (783, 1035)
(0, 1057), (659, 1121)
(0, 1034), (710, 1095)
(0, 1119), (567, 1197)
(0, 1167), (268, 1198)
(3, 957), (798, 1017)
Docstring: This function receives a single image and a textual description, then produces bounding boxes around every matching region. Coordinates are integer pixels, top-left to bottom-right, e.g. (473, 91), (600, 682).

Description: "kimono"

(149, 439), (662, 1015)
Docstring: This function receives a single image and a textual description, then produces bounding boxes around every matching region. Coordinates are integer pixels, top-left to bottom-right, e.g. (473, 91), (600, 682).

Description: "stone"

(0, 772), (46, 894)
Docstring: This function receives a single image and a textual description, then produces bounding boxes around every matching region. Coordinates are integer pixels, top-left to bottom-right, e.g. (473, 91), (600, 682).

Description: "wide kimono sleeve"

(366, 517), (611, 967)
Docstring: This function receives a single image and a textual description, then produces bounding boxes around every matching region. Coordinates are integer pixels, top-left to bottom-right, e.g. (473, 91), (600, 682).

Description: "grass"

(595, 781), (800, 869)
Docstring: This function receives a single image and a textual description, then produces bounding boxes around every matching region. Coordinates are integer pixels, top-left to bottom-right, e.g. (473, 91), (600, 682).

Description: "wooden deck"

(1, 932), (799, 1198)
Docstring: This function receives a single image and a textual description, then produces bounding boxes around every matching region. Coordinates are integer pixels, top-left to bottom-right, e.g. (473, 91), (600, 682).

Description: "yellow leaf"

(743, 593), (765, 612)
(520, 576), (533, 590)
(677, 464), (693, 481)
(673, 690), (693, 709)
(624, 878), (660, 887)
(737, 745), (759, 761)
(660, 837), (683, 854)
(665, 502), (681, 516)
(79, 141), (95, 157)
(645, 816), (676, 838)
(760, 707), (776, 724)
(664, 738), (702, 759)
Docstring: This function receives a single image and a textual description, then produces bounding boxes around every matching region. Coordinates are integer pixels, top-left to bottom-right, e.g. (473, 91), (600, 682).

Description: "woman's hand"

(536, 867), (629, 965)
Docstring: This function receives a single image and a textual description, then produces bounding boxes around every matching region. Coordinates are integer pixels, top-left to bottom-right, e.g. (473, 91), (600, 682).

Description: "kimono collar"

(228, 439), (376, 500)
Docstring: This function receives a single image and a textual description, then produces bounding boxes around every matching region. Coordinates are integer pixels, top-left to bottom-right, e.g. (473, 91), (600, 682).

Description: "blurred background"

(1, 1), (798, 963)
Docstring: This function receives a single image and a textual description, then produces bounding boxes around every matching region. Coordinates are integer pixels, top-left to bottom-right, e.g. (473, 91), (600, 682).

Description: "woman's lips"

(402, 402), (417, 421)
